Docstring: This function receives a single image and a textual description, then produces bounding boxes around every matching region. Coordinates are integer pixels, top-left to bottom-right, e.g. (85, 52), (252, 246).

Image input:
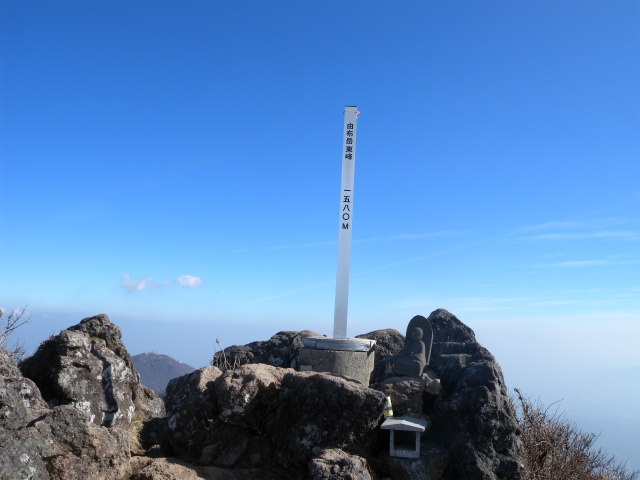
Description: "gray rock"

(164, 365), (222, 457)
(136, 384), (167, 450)
(199, 427), (249, 467)
(165, 363), (386, 472)
(0, 429), (48, 480)
(356, 328), (405, 365)
(29, 405), (131, 480)
(0, 345), (49, 479)
(130, 456), (295, 480)
(215, 364), (288, 425)
(309, 448), (373, 480)
(426, 309), (525, 480)
(270, 371), (387, 468)
(68, 314), (139, 385)
(21, 325), (137, 429)
(371, 374), (436, 419)
(372, 442), (450, 480)
(213, 330), (322, 370)
(1, 343), (131, 480)
(0, 345), (49, 431)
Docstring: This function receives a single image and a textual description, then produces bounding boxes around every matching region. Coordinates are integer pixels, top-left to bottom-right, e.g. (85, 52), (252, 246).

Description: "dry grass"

(129, 397), (144, 452)
(210, 338), (240, 372)
(512, 388), (638, 480)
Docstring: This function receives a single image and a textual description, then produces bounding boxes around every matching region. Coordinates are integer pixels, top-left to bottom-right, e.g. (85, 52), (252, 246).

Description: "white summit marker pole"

(333, 106), (359, 339)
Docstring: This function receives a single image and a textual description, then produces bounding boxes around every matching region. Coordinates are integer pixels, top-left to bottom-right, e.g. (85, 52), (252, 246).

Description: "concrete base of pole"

(298, 337), (376, 386)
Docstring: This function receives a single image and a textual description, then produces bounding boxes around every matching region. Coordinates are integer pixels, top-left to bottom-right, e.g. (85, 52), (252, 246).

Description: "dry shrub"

(512, 388), (638, 480)
(0, 306), (30, 362)
(210, 338), (240, 371)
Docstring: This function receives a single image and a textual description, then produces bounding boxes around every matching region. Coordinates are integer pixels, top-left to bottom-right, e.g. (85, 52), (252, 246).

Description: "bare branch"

(0, 305), (31, 362)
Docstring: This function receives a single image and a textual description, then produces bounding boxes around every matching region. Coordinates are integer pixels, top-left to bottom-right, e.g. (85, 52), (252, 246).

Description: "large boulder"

(135, 385), (167, 451)
(215, 364), (287, 425)
(0, 345), (49, 480)
(29, 405), (131, 480)
(67, 314), (139, 385)
(308, 448), (373, 480)
(166, 363), (386, 472)
(212, 330), (322, 370)
(425, 309), (525, 480)
(0, 343), (131, 480)
(20, 315), (138, 430)
(356, 328), (405, 365)
(270, 371), (387, 468)
(371, 442), (450, 480)
(129, 456), (293, 480)
(309, 448), (373, 480)
(164, 365), (223, 457)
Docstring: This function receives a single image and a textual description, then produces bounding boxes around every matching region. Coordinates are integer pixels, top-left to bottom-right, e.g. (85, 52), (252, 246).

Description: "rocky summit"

(1, 309), (525, 480)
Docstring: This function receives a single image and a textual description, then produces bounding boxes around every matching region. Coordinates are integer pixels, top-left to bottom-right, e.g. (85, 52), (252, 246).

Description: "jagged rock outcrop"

(0, 344), (131, 480)
(424, 309), (524, 480)
(212, 330), (321, 370)
(308, 448), (373, 480)
(3, 310), (523, 480)
(371, 442), (450, 480)
(0, 344), (49, 480)
(136, 385), (167, 451)
(29, 405), (131, 480)
(356, 328), (405, 365)
(215, 364), (287, 424)
(165, 364), (386, 472)
(129, 456), (292, 479)
(20, 314), (138, 430)
(165, 366), (223, 456)
(272, 371), (386, 468)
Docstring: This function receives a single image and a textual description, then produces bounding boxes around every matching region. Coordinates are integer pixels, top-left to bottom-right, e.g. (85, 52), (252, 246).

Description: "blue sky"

(1, 0), (639, 468)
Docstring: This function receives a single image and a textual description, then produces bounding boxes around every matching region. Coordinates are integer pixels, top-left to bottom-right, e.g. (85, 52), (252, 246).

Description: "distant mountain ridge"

(131, 352), (195, 394)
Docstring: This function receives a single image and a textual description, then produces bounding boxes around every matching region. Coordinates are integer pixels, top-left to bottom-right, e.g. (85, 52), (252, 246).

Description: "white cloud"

(176, 275), (203, 288)
(121, 274), (153, 292)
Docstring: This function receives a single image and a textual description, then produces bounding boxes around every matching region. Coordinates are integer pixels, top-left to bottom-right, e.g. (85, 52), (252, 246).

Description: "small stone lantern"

(380, 415), (430, 459)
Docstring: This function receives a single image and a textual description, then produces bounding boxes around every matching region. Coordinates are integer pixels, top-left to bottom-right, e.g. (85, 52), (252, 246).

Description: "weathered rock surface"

(29, 405), (131, 480)
(164, 366), (222, 456)
(215, 364), (287, 425)
(21, 314), (138, 430)
(166, 363), (386, 471)
(372, 375), (430, 418)
(271, 371), (387, 468)
(308, 448), (373, 480)
(0, 345), (49, 479)
(212, 330), (322, 370)
(68, 314), (139, 385)
(136, 385), (167, 450)
(0, 345), (49, 429)
(1, 344), (131, 480)
(371, 442), (450, 480)
(425, 309), (524, 480)
(0, 429), (48, 480)
(130, 456), (294, 480)
(356, 328), (405, 365)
